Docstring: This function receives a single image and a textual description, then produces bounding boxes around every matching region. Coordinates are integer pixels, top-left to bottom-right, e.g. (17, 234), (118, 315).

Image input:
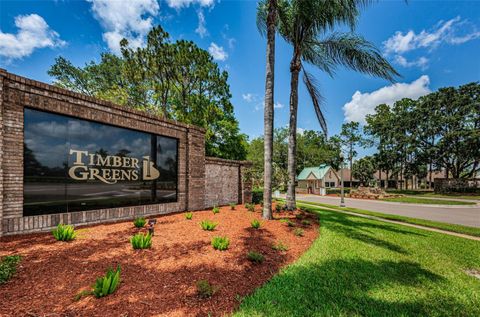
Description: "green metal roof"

(297, 164), (331, 180)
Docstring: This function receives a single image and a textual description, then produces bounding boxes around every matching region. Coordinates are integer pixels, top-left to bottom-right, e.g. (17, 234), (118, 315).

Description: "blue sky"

(1, 0), (479, 156)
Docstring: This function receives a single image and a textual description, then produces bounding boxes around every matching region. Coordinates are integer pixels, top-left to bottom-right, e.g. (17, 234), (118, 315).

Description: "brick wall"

(204, 157), (252, 208)
(0, 70), (251, 237)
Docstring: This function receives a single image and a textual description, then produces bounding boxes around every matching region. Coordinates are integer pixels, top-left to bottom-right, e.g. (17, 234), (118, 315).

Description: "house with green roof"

(296, 164), (340, 195)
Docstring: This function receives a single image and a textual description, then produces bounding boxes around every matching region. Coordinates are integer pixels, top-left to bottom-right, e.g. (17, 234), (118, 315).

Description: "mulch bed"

(0, 204), (319, 317)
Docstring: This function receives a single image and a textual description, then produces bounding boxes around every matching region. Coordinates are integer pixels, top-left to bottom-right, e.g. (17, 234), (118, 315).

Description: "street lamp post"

(339, 153), (346, 207)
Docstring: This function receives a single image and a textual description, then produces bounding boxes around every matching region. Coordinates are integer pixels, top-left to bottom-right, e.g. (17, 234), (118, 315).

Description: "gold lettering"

(121, 169), (131, 180)
(122, 157), (130, 168)
(69, 149), (88, 165)
(112, 156), (122, 167)
(131, 158), (139, 168)
(112, 169), (121, 180)
(131, 170), (139, 180)
(88, 153), (95, 166)
(97, 155), (110, 167)
(68, 165), (88, 180)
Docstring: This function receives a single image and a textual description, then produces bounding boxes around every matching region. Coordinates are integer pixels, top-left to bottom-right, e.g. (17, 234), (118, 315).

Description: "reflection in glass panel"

(23, 108), (178, 216)
(24, 109), (68, 216)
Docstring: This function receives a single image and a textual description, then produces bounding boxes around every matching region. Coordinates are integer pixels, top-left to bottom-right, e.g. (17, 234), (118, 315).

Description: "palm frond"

(302, 68), (328, 135)
(317, 32), (400, 82)
(256, 0), (269, 36)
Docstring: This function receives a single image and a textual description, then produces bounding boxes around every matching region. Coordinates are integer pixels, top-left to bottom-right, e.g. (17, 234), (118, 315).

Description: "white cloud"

(0, 14), (66, 61)
(274, 102), (284, 109)
(343, 75), (431, 124)
(208, 42), (228, 61)
(87, 0), (159, 54)
(395, 56), (429, 70)
(384, 16), (480, 55)
(195, 10), (208, 38)
(242, 93), (257, 102)
(166, 0), (215, 9)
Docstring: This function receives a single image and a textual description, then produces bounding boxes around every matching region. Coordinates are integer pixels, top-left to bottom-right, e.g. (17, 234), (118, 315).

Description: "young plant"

(295, 213), (305, 220)
(251, 219), (261, 229)
(52, 224), (76, 241)
(246, 203), (255, 212)
(131, 232), (152, 249)
(212, 206), (220, 214)
(279, 219), (295, 227)
(229, 203), (236, 210)
(0, 255), (21, 284)
(133, 217), (146, 228)
(211, 236), (230, 251)
(247, 251), (265, 264)
(200, 220), (218, 231)
(294, 228), (305, 237)
(301, 219), (311, 226)
(196, 280), (217, 298)
(272, 241), (288, 252)
(92, 265), (121, 298)
(185, 212), (193, 220)
(275, 204), (282, 213)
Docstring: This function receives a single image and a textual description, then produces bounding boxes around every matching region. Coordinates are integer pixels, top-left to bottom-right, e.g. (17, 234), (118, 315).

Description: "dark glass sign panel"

(24, 108), (178, 216)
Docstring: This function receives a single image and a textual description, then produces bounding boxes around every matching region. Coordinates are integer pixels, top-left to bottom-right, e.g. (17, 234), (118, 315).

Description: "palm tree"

(257, 0), (278, 220)
(274, 0), (399, 209)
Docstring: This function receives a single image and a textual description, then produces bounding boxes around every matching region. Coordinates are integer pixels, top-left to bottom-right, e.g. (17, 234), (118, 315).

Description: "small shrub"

(52, 224), (76, 241)
(272, 241), (288, 251)
(294, 228), (304, 237)
(251, 219), (261, 229)
(131, 232), (152, 249)
(280, 219), (295, 227)
(196, 280), (217, 298)
(211, 236), (230, 251)
(252, 188), (264, 204)
(247, 251), (264, 264)
(200, 220), (218, 231)
(246, 203), (255, 212)
(295, 213), (305, 220)
(133, 217), (146, 228)
(185, 212), (193, 220)
(275, 204), (282, 212)
(229, 203), (236, 210)
(301, 219), (311, 226)
(92, 265), (121, 298)
(212, 206), (220, 214)
(0, 255), (21, 284)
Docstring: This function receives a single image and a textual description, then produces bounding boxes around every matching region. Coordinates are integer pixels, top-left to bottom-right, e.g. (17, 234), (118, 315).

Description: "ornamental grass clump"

(196, 280), (217, 298)
(93, 265), (121, 298)
(294, 228), (305, 237)
(52, 224), (76, 241)
(133, 217), (146, 228)
(247, 251), (265, 264)
(229, 203), (236, 210)
(251, 219), (261, 229)
(0, 255), (21, 284)
(211, 236), (230, 251)
(272, 241), (288, 252)
(212, 206), (220, 214)
(302, 219), (311, 226)
(131, 232), (152, 249)
(245, 203), (255, 212)
(185, 212), (193, 220)
(200, 220), (217, 231)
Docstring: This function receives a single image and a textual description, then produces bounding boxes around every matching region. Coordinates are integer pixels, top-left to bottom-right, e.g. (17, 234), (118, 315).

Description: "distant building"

(296, 165), (340, 195)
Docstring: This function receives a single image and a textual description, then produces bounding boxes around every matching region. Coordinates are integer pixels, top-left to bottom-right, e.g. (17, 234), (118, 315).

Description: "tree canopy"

(48, 26), (247, 160)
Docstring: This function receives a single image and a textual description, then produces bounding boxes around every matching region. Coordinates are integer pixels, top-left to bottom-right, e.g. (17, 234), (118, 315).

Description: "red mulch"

(0, 204), (318, 317)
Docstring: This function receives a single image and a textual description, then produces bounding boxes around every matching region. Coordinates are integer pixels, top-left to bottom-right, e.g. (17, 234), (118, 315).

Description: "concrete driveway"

(293, 194), (480, 228)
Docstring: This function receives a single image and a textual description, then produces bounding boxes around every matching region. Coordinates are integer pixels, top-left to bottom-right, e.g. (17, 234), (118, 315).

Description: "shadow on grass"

(236, 258), (454, 317)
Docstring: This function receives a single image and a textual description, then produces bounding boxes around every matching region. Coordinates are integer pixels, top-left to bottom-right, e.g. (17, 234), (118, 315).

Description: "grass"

(295, 200), (480, 237)
(380, 196), (476, 205)
(234, 206), (480, 317)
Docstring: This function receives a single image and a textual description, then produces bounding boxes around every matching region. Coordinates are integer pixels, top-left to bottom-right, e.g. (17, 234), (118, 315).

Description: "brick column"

(240, 163), (253, 204)
(0, 70), (5, 237)
(186, 127), (205, 210)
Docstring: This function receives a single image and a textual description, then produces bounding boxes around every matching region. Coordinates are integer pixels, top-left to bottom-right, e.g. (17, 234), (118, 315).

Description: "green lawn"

(295, 200), (480, 237)
(380, 196), (476, 205)
(234, 207), (480, 317)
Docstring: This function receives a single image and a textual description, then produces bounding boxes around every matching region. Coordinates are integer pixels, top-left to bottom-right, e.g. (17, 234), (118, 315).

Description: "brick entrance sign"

(0, 70), (252, 236)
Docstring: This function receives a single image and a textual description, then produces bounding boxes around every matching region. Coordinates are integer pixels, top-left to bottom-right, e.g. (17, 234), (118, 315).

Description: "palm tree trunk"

(262, 0), (277, 220)
(286, 52), (301, 210)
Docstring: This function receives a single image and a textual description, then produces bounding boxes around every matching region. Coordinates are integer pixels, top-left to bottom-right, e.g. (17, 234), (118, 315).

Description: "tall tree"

(270, 0), (398, 209)
(257, 0), (278, 220)
(48, 26), (247, 161)
(339, 121), (370, 185)
(352, 156), (376, 186)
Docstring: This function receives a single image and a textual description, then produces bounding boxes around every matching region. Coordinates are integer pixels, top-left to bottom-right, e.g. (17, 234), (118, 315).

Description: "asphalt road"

(293, 194), (480, 228)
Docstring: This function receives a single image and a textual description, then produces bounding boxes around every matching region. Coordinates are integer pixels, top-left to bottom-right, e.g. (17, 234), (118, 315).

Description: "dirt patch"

(0, 204), (318, 317)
